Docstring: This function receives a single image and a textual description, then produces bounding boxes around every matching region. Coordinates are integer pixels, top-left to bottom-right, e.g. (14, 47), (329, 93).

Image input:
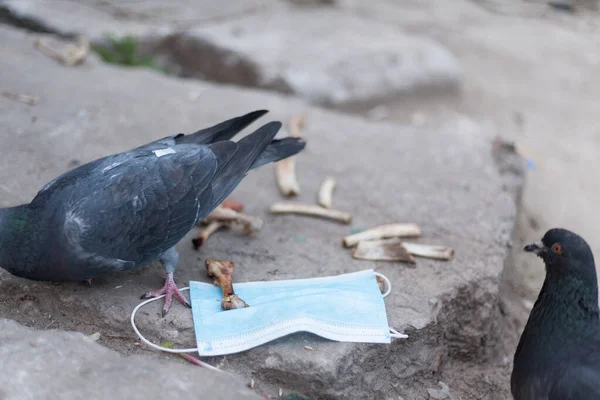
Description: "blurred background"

(1, 0), (600, 399)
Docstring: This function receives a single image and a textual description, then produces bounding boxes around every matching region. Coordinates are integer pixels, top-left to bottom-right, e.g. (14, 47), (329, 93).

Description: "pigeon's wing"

(134, 110), (268, 151)
(133, 110), (304, 173)
(54, 145), (218, 267)
(69, 119), (281, 267)
(550, 345), (600, 400)
(204, 121), (282, 212)
(29, 118), (293, 280)
(34, 111), (268, 200)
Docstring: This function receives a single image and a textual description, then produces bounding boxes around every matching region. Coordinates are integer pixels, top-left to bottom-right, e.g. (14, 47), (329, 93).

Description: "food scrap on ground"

(192, 221), (226, 250)
(205, 206), (264, 235)
(351, 239), (454, 263)
(192, 200), (263, 249)
(402, 242), (454, 261)
(2, 91), (38, 105)
(270, 201), (352, 224)
(220, 198), (244, 212)
(352, 238), (416, 263)
(342, 223), (453, 263)
(317, 177), (336, 208)
(275, 114), (305, 197)
(205, 259), (249, 310)
(34, 35), (90, 66)
(342, 223), (421, 248)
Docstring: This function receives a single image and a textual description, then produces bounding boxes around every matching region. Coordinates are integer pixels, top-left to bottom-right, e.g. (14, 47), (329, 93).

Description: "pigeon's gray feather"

(249, 137), (305, 170)
(134, 109), (302, 171)
(550, 352), (600, 399)
(25, 145), (217, 280)
(207, 121), (281, 211)
(136, 110), (268, 150)
(0, 111), (304, 285)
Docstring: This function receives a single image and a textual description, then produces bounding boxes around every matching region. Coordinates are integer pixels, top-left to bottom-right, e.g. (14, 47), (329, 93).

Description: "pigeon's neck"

(529, 272), (600, 338)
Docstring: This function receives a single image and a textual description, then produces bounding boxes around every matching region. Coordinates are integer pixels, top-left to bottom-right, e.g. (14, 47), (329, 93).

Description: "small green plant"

(92, 34), (165, 72)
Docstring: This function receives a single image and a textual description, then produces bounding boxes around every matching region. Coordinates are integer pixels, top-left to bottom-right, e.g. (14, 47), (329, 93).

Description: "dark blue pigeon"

(512, 228), (600, 399)
(0, 110), (305, 316)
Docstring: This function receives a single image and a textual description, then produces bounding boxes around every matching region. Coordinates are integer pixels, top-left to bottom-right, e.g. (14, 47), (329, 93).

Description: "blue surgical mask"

(130, 269), (406, 368)
(189, 269), (406, 356)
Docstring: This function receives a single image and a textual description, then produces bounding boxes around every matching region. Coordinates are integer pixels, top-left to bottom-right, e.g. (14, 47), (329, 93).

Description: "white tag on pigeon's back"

(190, 269), (405, 356)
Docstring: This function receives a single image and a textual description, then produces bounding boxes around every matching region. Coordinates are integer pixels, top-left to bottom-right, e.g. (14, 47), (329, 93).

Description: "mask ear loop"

(130, 287), (227, 374)
(389, 327), (409, 339)
(373, 272), (409, 340)
(374, 272), (392, 298)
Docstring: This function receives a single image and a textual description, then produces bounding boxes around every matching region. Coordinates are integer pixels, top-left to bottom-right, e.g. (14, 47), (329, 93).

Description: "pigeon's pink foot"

(141, 272), (191, 317)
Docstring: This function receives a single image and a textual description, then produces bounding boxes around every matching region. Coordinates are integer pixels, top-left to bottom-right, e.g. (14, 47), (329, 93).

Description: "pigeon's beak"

(523, 241), (546, 255)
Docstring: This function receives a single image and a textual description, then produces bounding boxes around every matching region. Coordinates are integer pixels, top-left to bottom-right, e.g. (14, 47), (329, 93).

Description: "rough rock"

(0, 25), (521, 400)
(0, 0), (275, 38)
(0, 319), (261, 400)
(0, 0), (462, 106)
(163, 9), (462, 106)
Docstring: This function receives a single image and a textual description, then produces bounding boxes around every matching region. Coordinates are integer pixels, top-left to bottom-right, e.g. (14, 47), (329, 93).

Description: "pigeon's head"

(524, 228), (596, 279)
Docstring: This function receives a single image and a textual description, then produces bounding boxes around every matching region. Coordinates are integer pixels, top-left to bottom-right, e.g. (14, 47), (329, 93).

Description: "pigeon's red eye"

(552, 243), (563, 254)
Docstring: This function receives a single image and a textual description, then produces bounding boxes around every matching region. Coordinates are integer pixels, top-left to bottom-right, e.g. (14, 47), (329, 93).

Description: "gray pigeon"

(0, 110), (305, 316)
(511, 228), (600, 399)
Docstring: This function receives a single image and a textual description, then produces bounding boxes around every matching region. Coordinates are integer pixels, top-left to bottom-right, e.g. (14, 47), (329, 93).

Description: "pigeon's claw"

(141, 272), (191, 317)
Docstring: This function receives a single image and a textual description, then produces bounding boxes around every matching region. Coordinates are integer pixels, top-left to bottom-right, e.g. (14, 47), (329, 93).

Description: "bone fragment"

(317, 177), (336, 208)
(352, 238), (416, 263)
(205, 206), (263, 235)
(275, 114), (305, 196)
(342, 223), (421, 248)
(402, 242), (454, 261)
(205, 259), (249, 310)
(270, 201), (351, 224)
(192, 221), (226, 250)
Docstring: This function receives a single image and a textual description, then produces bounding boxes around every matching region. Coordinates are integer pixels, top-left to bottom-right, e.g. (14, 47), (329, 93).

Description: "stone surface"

(321, 3), (600, 395)
(334, 0), (600, 292)
(167, 9), (462, 106)
(0, 0), (462, 106)
(0, 318), (261, 400)
(0, 0), (274, 38)
(0, 25), (520, 400)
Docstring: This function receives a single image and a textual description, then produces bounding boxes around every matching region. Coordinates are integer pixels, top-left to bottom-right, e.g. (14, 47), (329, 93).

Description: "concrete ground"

(0, 319), (262, 400)
(345, 0), (600, 300)
(0, 23), (520, 399)
(1, 1), (599, 399)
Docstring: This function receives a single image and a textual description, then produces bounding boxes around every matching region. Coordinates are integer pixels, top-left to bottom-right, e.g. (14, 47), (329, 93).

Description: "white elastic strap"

(389, 327), (409, 339)
(374, 272), (408, 340)
(374, 272), (392, 298)
(130, 287), (224, 373)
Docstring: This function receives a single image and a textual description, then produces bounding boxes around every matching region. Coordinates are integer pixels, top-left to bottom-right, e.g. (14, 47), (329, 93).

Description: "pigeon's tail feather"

(207, 121), (283, 210)
(176, 110), (268, 145)
(249, 137), (306, 170)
